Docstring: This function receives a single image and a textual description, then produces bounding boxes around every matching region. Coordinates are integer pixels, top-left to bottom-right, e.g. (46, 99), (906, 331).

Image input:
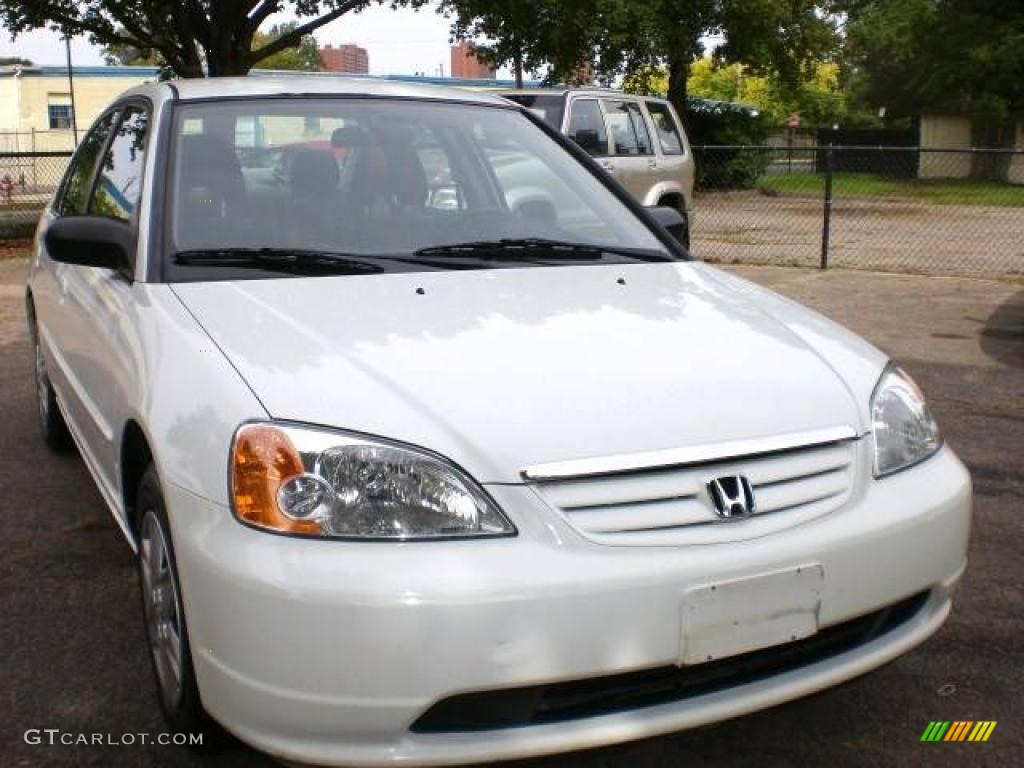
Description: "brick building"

(450, 42), (495, 80)
(319, 44), (369, 75)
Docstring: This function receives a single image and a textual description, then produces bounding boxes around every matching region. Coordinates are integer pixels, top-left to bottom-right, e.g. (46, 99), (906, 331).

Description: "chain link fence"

(2, 146), (1023, 279)
(691, 145), (1024, 278)
(0, 151), (72, 238)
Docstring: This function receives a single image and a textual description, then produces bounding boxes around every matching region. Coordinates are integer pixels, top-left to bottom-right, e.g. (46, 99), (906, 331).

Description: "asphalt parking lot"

(0, 253), (1021, 768)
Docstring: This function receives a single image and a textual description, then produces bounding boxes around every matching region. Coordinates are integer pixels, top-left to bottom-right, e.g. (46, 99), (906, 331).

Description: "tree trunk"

(203, 15), (255, 77)
(513, 38), (524, 88)
(970, 114), (1017, 182)
(666, 53), (691, 130)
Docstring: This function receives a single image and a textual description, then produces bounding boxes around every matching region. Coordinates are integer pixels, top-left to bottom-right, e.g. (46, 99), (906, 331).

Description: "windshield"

(166, 98), (672, 278)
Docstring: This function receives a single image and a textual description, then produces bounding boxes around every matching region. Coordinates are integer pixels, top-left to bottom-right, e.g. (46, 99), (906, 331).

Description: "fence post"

(30, 128), (37, 190)
(820, 145), (834, 269)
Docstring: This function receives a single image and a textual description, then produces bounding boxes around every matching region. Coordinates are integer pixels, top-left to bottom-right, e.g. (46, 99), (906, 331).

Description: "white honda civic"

(26, 77), (970, 767)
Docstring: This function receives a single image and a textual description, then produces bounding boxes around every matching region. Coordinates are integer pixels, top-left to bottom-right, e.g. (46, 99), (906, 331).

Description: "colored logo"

(921, 721), (997, 742)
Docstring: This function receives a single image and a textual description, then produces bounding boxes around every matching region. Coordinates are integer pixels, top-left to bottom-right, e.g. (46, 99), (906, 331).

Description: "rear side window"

(566, 99), (608, 157)
(646, 101), (685, 155)
(602, 100), (653, 156)
(91, 107), (149, 221)
(56, 112), (116, 216)
(502, 94), (565, 130)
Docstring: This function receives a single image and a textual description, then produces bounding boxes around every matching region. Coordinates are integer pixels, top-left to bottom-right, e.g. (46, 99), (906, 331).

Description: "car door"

(564, 97), (614, 175)
(42, 102), (151, 497)
(34, 109), (119, 475)
(599, 98), (658, 203)
(643, 99), (694, 211)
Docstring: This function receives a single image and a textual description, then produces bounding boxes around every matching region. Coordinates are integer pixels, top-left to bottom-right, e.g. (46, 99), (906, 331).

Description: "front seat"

(175, 134), (246, 248)
(286, 147), (341, 243)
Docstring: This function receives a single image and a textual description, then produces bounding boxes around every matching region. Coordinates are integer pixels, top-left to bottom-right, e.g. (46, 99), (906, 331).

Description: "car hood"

(172, 262), (882, 483)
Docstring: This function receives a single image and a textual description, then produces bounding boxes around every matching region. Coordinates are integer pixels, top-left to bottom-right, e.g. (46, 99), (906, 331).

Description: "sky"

(0, 3), (515, 78)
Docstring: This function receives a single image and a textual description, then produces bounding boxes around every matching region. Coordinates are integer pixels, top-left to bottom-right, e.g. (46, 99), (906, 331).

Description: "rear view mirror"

(572, 129), (603, 155)
(44, 216), (134, 276)
(647, 205), (688, 246)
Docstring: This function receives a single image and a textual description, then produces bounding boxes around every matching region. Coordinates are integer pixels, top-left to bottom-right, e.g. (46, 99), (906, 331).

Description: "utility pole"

(65, 36), (78, 147)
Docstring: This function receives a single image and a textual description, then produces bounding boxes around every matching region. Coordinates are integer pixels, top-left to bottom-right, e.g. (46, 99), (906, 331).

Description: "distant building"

(0, 65), (158, 152)
(450, 42), (495, 80)
(0, 65), (538, 154)
(919, 112), (1024, 182)
(319, 44), (369, 75)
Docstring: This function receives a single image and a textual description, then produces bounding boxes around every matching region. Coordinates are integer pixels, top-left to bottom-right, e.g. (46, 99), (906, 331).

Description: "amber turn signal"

(231, 424), (321, 535)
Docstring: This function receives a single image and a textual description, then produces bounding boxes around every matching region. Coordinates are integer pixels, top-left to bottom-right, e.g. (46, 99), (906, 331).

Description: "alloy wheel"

(139, 509), (185, 712)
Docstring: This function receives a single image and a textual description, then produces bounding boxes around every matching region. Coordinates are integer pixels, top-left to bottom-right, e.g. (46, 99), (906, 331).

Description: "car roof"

(493, 87), (667, 101)
(118, 74), (514, 106)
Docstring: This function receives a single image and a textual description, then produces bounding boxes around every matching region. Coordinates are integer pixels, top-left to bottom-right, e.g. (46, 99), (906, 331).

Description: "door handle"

(647, 158), (658, 169)
(599, 161), (615, 172)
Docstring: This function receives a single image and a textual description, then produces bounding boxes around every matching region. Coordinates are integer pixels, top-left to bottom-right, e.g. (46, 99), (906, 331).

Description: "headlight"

(230, 422), (515, 540)
(870, 365), (942, 477)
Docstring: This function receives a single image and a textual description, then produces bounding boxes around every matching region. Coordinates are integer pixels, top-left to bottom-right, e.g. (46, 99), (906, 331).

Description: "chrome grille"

(530, 438), (858, 546)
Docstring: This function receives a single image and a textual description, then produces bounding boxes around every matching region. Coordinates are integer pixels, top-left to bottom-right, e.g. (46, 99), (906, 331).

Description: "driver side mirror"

(44, 216), (135, 277)
(646, 206), (689, 247)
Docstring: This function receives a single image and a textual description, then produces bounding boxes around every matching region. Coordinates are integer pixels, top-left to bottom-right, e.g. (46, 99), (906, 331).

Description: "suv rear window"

(645, 101), (685, 155)
(501, 94), (565, 130)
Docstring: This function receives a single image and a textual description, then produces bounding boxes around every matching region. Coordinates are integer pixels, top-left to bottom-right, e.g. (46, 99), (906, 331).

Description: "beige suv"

(497, 88), (695, 246)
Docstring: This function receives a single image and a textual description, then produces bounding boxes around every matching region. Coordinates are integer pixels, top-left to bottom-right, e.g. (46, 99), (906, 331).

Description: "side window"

(646, 101), (685, 155)
(602, 100), (653, 156)
(55, 112), (116, 216)
(566, 99), (608, 157)
(626, 103), (653, 155)
(91, 107), (149, 221)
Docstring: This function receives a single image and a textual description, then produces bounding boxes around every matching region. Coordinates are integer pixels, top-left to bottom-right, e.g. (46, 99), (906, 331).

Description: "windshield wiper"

(173, 248), (399, 275)
(413, 238), (672, 263)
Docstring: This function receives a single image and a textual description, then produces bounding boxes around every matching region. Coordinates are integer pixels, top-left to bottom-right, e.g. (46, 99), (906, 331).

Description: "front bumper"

(166, 444), (970, 766)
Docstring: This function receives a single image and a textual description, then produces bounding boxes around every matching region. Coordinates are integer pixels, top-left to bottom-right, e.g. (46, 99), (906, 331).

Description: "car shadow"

(979, 289), (1024, 368)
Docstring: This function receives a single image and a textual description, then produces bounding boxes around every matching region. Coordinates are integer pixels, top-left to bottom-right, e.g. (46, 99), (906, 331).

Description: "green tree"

(442, 1), (839, 123)
(844, 0), (1024, 177)
(255, 23), (320, 71)
(629, 57), (850, 128)
(103, 22), (319, 71)
(439, 1), (591, 87)
(104, 20), (319, 71)
(1, 1), (425, 77)
(0, 56), (34, 66)
(603, 0), (839, 121)
(102, 42), (161, 67)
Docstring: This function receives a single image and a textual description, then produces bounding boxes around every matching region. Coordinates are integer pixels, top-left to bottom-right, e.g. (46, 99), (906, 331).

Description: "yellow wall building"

(918, 113), (1024, 183)
(0, 65), (161, 152)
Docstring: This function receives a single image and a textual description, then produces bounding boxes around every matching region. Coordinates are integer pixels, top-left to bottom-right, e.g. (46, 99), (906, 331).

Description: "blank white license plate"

(680, 564), (824, 666)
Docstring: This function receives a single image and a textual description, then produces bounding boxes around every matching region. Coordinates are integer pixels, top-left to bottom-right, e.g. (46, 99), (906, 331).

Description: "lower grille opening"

(411, 591), (930, 733)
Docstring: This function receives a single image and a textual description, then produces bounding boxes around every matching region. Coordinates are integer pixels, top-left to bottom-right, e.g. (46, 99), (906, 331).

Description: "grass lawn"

(758, 172), (1024, 207)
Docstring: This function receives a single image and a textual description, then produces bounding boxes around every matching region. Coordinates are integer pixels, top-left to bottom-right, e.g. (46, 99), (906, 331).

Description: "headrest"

(331, 125), (368, 148)
(287, 147), (340, 196)
(179, 134), (238, 169)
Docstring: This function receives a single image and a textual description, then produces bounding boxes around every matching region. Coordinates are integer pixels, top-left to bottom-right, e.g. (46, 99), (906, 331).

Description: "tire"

(136, 466), (208, 739)
(27, 301), (72, 452)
